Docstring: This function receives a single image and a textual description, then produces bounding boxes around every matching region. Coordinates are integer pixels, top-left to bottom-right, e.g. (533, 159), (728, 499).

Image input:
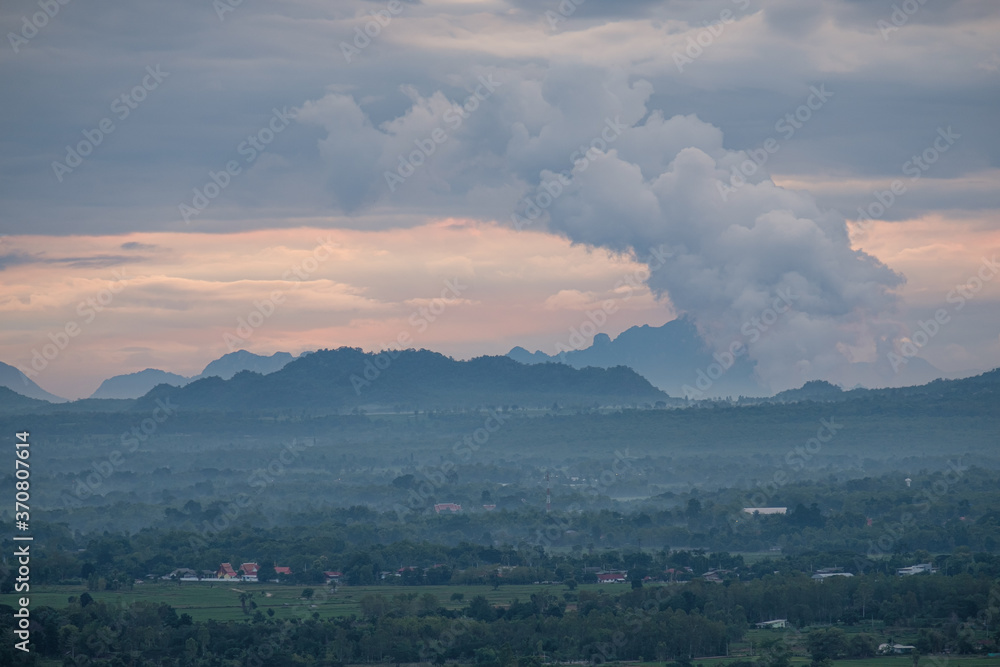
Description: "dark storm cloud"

(1, 0), (996, 235)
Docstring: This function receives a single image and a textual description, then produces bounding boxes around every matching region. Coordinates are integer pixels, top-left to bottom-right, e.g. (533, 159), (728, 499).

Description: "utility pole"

(546, 471), (551, 513)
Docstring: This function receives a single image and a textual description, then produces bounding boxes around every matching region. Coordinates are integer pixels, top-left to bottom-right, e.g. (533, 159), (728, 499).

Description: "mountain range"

(87, 350), (295, 399)
(1, 341), (996, 416)
(0, 319), (967, 405)
(0, 350), (296, 402)
(131, 347), (669, 412)
(508, 318), (946, 397)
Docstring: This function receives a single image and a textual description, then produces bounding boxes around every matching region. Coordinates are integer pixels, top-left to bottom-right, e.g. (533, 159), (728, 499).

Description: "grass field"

(688, 656), (1000, 666)
(6, 584), (999, 667)
(2, 581), (622, 623)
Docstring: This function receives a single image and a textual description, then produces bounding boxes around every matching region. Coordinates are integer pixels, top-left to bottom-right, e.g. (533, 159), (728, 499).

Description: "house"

(597, 572), (627, 584)
(703, 569), (731, 583)
(897, 563), (935, 576)
(743, 507), (788, 515)
(274, 566), (292, 576)
(434, 503), (462, 513)
(162, 568), (197, 580)
(879, 644), (916, 654)
(755, 619), (788, 629)
(812, 572), (854, 580)
(217, 563), (238, 579)
(323, 571), (343, 584)
(240, 563), (260, 582)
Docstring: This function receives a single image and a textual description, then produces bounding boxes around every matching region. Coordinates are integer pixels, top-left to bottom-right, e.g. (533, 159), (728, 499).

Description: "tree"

(256, 563), (277, 583)
(808, 628), (847, 663)
(757, 637), (791, 667)
(392, 474), (415, 489)
(847, 634), (877, 658)
(468, 595), (496, 622)
(475, 647), (501, 667)
(687, 498), (703, 518)
(419, 592), (440, 614)
(360, 593), (389, 620)
(185, 637), (199, 661)
(302, 588), (315, 600)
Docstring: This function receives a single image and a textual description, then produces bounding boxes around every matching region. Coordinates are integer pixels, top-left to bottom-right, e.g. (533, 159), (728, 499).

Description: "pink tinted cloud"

(0, 221), (667, 398)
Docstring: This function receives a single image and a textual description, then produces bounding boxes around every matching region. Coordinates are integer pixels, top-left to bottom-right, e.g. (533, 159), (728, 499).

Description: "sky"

(1, 0), (998, 399)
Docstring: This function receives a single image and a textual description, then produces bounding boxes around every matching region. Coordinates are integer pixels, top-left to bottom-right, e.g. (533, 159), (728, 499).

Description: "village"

(158, 563), (343, 585)
(156, 560), (938, 587)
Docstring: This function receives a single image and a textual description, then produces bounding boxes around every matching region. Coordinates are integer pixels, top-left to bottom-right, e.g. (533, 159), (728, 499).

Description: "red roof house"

(274, 566), (292, 576)
(217, 563), (238, 579)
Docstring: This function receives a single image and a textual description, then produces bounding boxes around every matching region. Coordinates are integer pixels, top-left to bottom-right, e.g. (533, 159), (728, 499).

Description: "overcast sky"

(1, 0), (998, 398)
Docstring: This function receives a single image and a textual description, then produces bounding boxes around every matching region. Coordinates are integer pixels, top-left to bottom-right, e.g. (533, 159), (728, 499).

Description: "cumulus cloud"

(301, 64), (908, 390)
(538, 101), (905, 389)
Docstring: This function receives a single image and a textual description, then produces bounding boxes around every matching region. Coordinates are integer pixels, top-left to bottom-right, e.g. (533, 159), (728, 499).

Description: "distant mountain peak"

(198, 350), (294, 380)
(0, 361), (66, 402)
(85, 350), (298, 400)
(772, 380), (844, 403)
(90, 368), (190, 399)
(507, 318), (763, 399)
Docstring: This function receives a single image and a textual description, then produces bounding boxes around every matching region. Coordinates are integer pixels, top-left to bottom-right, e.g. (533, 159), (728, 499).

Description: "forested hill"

(761, 367), (999, 408)
(133, 347), (671, 412)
